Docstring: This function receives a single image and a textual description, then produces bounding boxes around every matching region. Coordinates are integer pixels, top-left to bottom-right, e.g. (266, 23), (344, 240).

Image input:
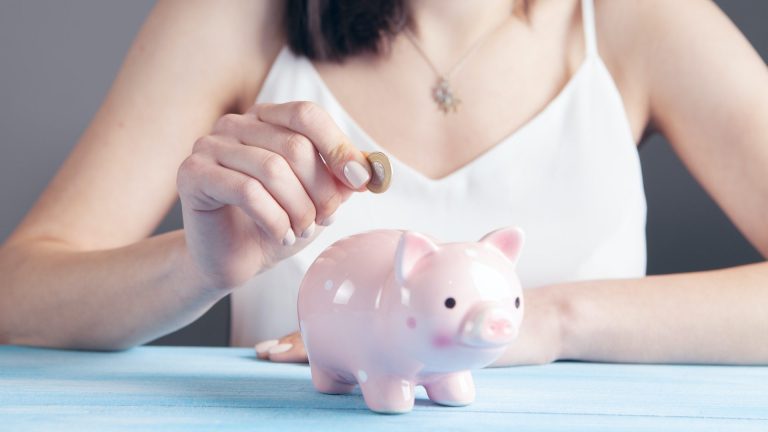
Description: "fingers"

(252, 102), (371, 190)
(213, 117), (349, 227)
(212, 141), (318, 238)
(189, 101), (366, 246)
(177, 147), (295, 245)
(254, 331), (308, 363)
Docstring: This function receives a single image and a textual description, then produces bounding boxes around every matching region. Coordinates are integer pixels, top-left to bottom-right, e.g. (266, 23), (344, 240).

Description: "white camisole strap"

(581, 0), (598, 58)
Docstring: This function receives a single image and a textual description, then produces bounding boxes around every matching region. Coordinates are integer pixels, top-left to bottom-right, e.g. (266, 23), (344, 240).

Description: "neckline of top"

(299, 50), (598, 185)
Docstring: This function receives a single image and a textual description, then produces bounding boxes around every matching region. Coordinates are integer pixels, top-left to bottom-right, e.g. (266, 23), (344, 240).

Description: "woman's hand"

(255, 331), (308, 363)
(177, 102), (372, 291)
(254, 286), (568, 366)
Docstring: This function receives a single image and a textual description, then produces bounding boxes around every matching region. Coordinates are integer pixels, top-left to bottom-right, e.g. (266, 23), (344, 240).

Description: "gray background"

(0, 1), (765, 346)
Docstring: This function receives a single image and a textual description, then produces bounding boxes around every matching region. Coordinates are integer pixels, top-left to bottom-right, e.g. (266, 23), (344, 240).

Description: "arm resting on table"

(0, 231), (223, 350)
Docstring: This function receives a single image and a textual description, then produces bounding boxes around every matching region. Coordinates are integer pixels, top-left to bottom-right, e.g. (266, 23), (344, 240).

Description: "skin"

(0, 0), (766, 366)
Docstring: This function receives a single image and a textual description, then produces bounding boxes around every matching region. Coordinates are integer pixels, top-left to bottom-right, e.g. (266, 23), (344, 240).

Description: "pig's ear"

(480, 227), (525, 266)
(395, 231), (439, 285)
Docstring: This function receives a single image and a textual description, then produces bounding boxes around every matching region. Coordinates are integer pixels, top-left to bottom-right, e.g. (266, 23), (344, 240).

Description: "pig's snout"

(459, 303), (518, 348)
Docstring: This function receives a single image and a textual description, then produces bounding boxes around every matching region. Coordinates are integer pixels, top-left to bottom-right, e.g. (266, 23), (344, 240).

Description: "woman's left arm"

(495, 0), (768, 366)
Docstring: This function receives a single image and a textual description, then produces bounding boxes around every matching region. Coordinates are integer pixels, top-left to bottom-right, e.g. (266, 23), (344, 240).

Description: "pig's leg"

(310, 364), (355, 394)
(358, 374), (415, 414)
(424, 371), (475, 406)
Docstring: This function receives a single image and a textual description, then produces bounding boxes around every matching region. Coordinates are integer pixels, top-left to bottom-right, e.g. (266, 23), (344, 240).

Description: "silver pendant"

(432, 77), (461, 114)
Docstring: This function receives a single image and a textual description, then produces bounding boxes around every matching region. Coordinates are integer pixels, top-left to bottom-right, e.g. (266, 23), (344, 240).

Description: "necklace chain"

(404, 19), (510, 114)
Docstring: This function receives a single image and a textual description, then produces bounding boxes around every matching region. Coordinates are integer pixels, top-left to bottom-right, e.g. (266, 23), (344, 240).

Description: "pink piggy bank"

(297, 227), (525, 414)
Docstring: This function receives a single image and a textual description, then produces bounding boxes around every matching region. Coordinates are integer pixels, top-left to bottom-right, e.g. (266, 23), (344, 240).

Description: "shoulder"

(141, 0), (286, 113)
(594, 0), (735, 58)
(592, 0), (740, 137)
(147, 0), (285, 55)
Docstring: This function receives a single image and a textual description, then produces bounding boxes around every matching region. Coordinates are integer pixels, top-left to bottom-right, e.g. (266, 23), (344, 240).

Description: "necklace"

(404, 19), (509, 114)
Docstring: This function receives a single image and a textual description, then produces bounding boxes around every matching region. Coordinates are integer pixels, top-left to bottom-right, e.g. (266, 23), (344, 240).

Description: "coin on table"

(364, 151), (392, 193)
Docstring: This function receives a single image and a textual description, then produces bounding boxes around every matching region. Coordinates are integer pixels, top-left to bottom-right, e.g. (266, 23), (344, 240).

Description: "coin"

(364, 152), (392, 193)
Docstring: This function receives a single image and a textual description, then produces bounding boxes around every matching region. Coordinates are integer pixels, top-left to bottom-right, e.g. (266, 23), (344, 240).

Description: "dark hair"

(284, 0), (409, 62)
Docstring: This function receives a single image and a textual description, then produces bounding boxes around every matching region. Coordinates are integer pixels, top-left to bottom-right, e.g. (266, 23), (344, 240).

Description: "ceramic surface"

(297, 227), (525, 413)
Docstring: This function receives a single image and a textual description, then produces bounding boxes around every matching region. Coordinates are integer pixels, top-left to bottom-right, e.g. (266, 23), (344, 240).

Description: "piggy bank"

(297, 227), (525, 414)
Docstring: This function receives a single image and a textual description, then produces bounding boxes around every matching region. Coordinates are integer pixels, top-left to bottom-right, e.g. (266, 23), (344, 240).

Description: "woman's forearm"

(0, 230), (227, 350)
(558, 262), (768, 364)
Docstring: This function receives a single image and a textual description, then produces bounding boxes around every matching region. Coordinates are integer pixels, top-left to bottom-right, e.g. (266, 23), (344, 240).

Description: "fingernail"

(282, 229), (296, 246)
(343, 160), (370, 189)
(254, 339), (279, 354)
(268, 343), (293, 355)
(301, 222), (315, 239)
(319, 210), (337, 227)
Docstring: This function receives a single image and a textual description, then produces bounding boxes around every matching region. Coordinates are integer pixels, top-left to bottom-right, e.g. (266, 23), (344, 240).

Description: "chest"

(313, 22), (586, 180)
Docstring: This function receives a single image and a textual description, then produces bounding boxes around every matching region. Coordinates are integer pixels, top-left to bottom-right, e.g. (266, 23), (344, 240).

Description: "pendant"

(432, 77), (461, 114)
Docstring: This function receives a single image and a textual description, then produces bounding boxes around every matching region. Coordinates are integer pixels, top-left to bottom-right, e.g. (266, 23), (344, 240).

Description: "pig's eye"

(444, 297), (456, 309)
(515, 297), (521, 309)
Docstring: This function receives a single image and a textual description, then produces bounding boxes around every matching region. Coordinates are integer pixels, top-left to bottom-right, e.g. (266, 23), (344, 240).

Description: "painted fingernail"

(319, 210), (337, 227)
(343, 160), (370, 189)
(254, 339), (279, 354)
(282, 229), (296, 246)
(301, 222), (315, 239)
(268, 343), (293, 355)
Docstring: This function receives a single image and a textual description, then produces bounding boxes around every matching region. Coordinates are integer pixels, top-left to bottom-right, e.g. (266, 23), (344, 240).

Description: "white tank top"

(230, 0), (646, 346)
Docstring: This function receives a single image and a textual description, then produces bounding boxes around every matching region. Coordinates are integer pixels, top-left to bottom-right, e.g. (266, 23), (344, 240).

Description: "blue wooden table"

(1, 346), (766, 431)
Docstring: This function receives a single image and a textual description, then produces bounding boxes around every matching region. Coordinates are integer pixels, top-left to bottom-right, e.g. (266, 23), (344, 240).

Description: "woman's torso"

(231, 0), (648, 346)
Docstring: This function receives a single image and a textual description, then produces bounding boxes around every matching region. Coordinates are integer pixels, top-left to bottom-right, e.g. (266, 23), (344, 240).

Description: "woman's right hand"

(177, 101), (372, 291)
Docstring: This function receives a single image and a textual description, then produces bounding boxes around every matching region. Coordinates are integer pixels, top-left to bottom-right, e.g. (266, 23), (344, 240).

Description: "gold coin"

(364, 152), (392, 193)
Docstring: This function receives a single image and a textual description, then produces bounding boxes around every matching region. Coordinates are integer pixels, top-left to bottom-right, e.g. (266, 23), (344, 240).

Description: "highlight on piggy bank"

(297, 227), (525, 414)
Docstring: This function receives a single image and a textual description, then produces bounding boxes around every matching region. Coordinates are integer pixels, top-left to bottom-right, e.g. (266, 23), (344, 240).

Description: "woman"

(0, 0), (766, 366)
